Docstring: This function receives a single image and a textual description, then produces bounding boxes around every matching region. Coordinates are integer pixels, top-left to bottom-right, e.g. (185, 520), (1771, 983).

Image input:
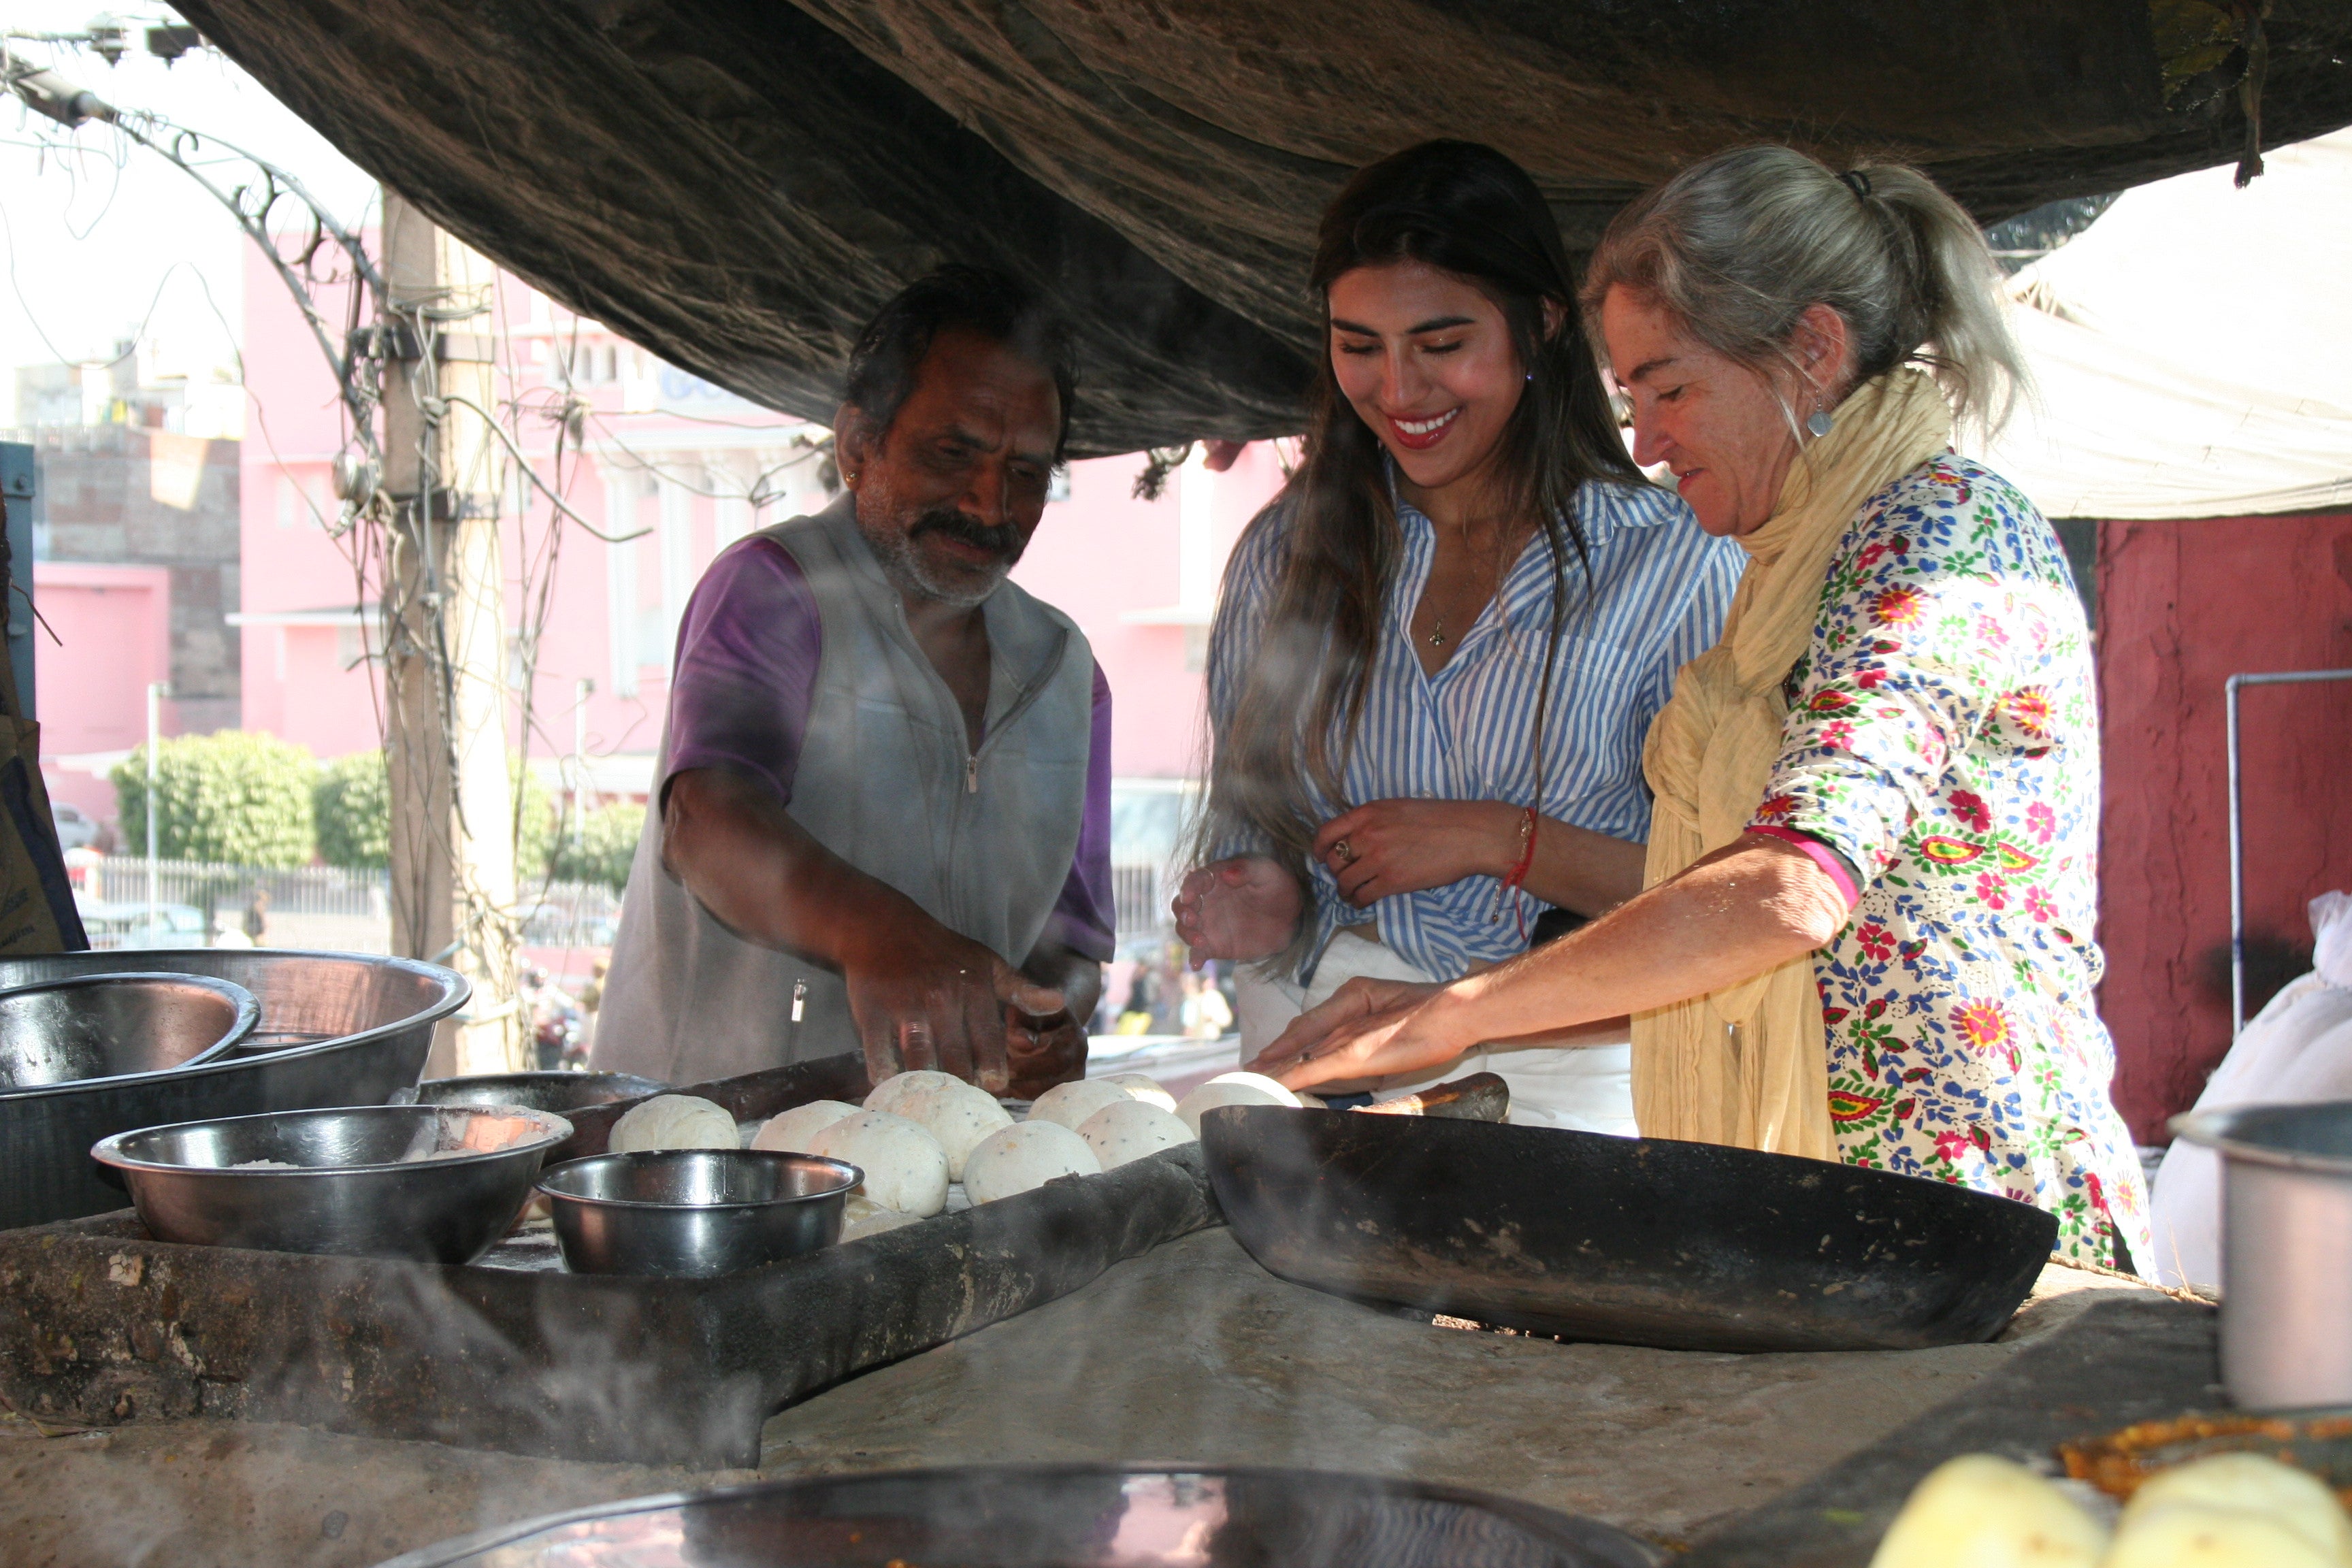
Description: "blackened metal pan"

(1203, 1105), (2057, 1354)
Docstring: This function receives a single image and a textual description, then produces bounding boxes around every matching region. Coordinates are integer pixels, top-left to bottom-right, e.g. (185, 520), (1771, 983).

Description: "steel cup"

(537, 1149), (859, 1277)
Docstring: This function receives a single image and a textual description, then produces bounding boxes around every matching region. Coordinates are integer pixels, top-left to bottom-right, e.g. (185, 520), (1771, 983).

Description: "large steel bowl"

(0, 951), (468, 1231)
(538, 1149), (858, 1277)
(0, 973), (257, 1092)
(372, 1465), (1656, 1567)
(412, 1071), (668, 1114)
(91, 1103), (572, 1262)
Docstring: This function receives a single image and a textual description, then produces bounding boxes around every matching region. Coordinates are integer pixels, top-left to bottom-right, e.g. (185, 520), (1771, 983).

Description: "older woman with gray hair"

(1249, 145), (2149, 1271)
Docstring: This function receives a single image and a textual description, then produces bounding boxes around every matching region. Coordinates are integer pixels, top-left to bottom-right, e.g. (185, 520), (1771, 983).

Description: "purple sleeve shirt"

(662, 537), (1117, 963)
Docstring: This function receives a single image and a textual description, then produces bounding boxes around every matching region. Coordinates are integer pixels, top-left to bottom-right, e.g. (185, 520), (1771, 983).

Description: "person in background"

(1179, 968), (1235, 1039)
(1174, 140), (1741, 1132)
(595, 267), (1112, 1098)
(242, 886), (270, 948)
(1252, 146), (2149, 1269)
(571, 958), (606, 1067)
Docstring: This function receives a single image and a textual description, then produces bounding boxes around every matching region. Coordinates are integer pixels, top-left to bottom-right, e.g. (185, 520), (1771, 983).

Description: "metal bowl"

(537, 1149), (859, 1277)
(0, 951), (467, 1231)
(91, 1104), (571, 1263)
(412, 1071), (669, 1114)
(0, 973), (257, 1093)
(2174, 1100), (2352, 1409)
(373, 1464), (1656, 1567)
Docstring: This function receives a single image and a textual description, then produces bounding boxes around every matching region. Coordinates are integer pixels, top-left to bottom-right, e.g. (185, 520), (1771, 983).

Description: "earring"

(1806, 407), (1833, 438)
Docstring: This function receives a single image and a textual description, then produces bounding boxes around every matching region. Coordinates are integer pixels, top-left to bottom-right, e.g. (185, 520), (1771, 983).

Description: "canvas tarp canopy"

(1976, 129), (2352, 521)
(169, 0), (2352, 455)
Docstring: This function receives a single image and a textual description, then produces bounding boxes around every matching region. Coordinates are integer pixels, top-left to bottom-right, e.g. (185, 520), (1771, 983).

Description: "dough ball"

(1867, 1454), (2106, 1568)
(1205, 1070), (1303, 1106)
(962, 1122), (1101, 1205)
(749, 1098), (860, 1154)
(864, 1069), (962, 1117)
(1026, 1077), (1134, 1130)
(808, 1110), (950, 1218)
(1174, 1079), (1296, 1137)
(1076, 1099), (1195, 1170)
(839, 1194), (919, 1242)
(893, 1081), (1015, 1180)
(1099, 1072), (1177, 1113)
(608, 1094), (740, 1154)
(2121, 1454), (2352, 1563)
(2104, 1503), (2338, 1567)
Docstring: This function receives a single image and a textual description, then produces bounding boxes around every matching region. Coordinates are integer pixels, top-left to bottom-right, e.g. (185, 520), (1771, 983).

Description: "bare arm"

(662, 766), (1061, 1092)
(1309, 800), (1646, 918)
(1250, 833), (1852, 1089)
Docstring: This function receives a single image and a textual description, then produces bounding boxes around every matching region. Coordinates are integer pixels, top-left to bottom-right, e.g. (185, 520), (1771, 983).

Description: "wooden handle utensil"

(1352, 1071), (1509, 1123)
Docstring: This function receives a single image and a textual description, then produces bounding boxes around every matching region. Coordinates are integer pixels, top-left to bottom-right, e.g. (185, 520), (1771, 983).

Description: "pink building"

(235, 238), (1288, 808)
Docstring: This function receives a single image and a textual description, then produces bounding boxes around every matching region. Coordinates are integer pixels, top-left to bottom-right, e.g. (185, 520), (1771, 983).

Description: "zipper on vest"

(964, 754), (979, 794)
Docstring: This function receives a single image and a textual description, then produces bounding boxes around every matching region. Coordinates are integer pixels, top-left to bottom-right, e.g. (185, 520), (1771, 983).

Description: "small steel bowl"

(90, 1104), (573, 1263)
(410, 1071), (670, 1114)
(0, 973), (259, 1094)
(536, 1149), (860, 1277)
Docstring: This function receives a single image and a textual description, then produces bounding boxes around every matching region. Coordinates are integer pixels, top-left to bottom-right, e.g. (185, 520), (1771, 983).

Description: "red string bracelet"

(1493, 806), (1539, 938)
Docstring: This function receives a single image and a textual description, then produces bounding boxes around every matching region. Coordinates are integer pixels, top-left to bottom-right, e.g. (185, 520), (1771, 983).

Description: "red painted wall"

(2097, 511), (2352, 1140)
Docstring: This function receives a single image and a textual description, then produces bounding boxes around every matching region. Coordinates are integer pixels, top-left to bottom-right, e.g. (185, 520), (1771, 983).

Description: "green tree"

(552, 802), (646, 892)
(512, 763), (559, 885)
(314, 749), (391, 869)
(112, 732), (316, 867)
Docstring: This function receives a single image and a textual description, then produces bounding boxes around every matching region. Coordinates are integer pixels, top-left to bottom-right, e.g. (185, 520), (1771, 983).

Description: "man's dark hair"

(840, 265), (1077, 460)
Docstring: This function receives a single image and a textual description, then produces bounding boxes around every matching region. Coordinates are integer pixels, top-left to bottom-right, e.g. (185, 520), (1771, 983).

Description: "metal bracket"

(385, 490), (502, 523)
(347, 325), (497, 363)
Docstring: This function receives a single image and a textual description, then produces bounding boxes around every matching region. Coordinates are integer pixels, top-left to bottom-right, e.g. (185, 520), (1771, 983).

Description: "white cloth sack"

(1234, 928), (1637, 1137)
(2149, 891), (2352, 1289)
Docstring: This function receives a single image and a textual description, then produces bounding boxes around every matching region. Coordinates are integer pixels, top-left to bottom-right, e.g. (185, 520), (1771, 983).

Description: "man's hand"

(1172, 855), (1303, 964)
(1006, 938), (1102, 1100)
(1245, 975), (1469, 1091)
(842, 915), (1064, 1095)
(1311, 800), (1520, 909)
(1005, 1007), (1088, 1100)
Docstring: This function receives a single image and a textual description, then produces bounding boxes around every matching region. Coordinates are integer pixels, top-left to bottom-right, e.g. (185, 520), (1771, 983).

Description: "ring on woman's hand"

(1333, 838), (1356, 866)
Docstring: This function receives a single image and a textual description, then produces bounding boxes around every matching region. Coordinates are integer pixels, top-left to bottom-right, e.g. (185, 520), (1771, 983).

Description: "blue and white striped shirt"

(1207, 474), (1743, 981)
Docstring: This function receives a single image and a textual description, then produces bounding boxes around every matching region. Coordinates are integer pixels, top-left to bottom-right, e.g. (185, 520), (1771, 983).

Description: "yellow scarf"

(1632, 370), (1953, 1158)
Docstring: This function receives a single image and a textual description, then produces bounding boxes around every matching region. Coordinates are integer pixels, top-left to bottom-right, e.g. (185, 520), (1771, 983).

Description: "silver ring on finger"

(1333, 838), (1356, 866)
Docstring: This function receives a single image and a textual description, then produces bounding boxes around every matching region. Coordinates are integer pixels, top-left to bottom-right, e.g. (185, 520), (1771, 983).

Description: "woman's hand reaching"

(1312, 800), (1521, 908)
(1245, 975), (1473, 1091)
(1172, 855), (1303, 965)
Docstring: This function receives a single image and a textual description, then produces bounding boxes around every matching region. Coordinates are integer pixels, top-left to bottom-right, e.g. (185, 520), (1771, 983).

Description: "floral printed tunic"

(1751, 453), (2151, 1269)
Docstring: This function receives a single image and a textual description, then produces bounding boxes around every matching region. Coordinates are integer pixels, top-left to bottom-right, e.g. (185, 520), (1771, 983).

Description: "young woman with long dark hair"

(1173, 140), (1742, 1130)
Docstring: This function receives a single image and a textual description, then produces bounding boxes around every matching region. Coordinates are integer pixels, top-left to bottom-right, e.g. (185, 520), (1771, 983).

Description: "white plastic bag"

(2149, 892), (2352, 1290)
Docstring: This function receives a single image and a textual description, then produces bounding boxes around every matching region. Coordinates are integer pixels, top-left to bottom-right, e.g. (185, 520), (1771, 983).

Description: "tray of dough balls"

(462, 1050), (1301, 1277)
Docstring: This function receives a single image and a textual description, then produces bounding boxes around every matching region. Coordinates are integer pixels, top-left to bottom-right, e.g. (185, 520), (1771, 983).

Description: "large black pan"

(1202, 1106), (2057, 1354)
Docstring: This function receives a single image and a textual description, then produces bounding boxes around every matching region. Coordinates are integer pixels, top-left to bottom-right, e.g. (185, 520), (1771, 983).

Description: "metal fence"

(1111, 861), (1170, 944)
(76, 855), (622, 954)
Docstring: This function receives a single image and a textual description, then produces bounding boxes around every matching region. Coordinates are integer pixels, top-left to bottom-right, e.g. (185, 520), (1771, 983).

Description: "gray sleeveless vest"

(594, 494), (1095, 1085)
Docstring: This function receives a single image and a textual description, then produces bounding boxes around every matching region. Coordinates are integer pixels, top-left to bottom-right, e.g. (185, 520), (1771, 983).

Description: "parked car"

(50, 802), (99, 852)
(119, 904), (210, 949)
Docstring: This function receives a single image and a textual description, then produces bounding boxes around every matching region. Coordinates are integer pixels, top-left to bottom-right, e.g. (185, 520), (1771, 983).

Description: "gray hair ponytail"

(1580, 146), (2026, 438)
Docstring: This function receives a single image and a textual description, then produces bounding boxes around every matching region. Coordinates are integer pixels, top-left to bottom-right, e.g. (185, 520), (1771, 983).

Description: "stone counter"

(0, 1228), (2203, 1567)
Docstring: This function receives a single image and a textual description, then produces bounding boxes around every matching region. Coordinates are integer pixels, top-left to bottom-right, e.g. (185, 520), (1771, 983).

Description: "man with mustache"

(595, 268), (1109, 1099)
